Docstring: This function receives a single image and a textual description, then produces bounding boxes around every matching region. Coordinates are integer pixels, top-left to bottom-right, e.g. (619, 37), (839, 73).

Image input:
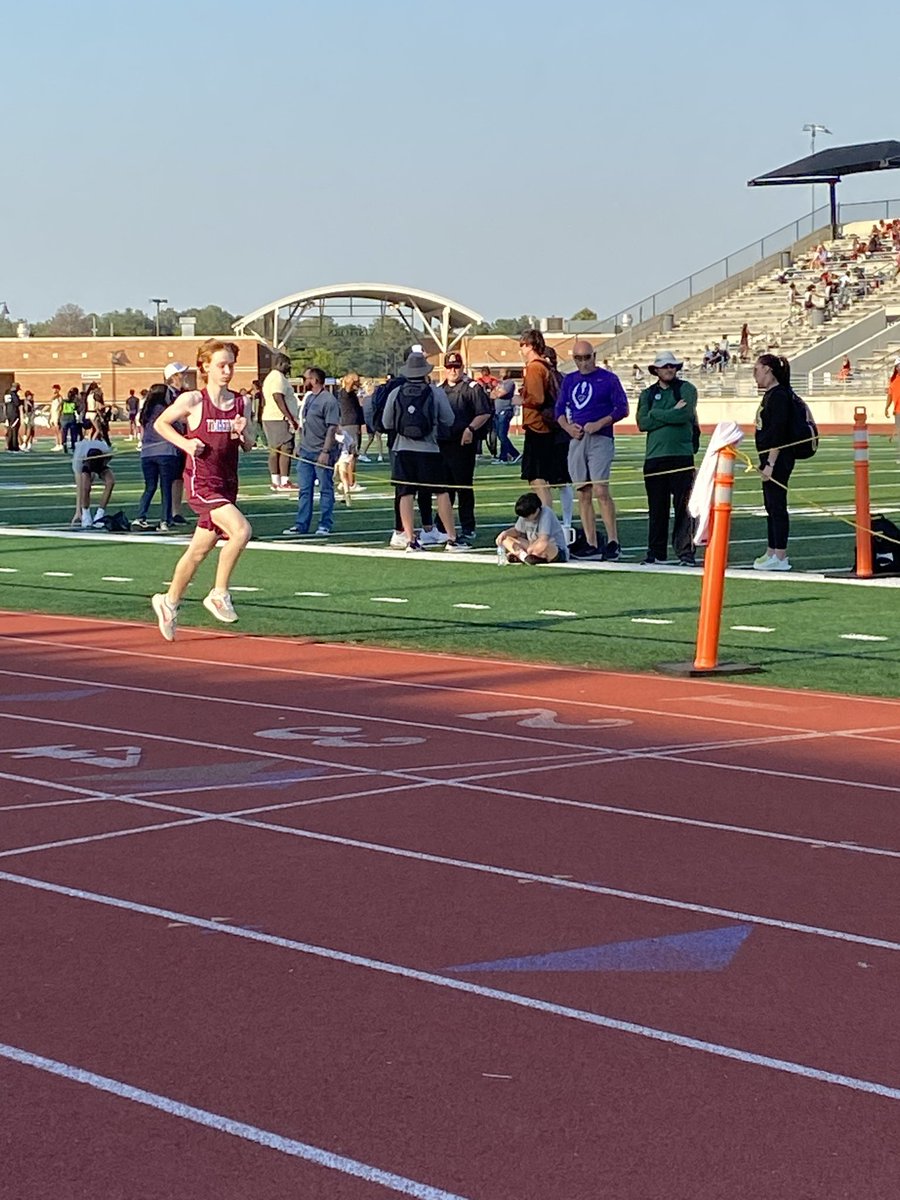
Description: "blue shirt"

(555, 367), (629, 438)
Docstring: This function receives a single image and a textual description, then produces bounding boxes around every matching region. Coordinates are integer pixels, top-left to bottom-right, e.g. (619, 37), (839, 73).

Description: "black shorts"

(81, 454), (112, 477)
(521, 430), (570, 486)
(391, 449), (448, 496)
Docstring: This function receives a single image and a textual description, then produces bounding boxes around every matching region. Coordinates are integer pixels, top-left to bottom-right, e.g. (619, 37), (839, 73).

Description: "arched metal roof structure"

(233, 283), (483, 354)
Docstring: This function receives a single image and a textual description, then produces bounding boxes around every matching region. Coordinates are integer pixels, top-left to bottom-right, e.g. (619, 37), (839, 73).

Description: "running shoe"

(151, 593), (178, 642)
(203, 589), (238, 622)
(753, 556), (791, 572)
(600, 540), (621, 561)
(282, 526), (308, 536)
(418, 528), (449, 546)
(445, 540), (472, 553)
(358, 454), (372, 463)
(570, 542), (601, 559)
(170, 514), (188, 526)
(679, 555), (698, 567)
(349, 483), (366, 493)
(269, 484), (282, 493)
(753, 551), (774, 567)
(159, 522), (170, 532)
(313, 526), (331, 536)
(389, 531), (410, 549)
(132, 518), (152, 530)
(640, 555), (664, 565)
(406, 538), (424, 553)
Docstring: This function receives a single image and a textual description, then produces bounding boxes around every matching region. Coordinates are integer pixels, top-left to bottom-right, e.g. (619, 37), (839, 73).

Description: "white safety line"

(1, 872), (899, 1104)
(0, 1041), (469, 1200)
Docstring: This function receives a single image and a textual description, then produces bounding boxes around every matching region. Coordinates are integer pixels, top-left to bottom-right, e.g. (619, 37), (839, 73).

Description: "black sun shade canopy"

(748, 140), (900, 185)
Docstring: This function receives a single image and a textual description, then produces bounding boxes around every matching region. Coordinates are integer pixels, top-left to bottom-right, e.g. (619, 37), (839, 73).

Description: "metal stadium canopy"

(233, 283), (483, 354)
(748, 140), (900, 236)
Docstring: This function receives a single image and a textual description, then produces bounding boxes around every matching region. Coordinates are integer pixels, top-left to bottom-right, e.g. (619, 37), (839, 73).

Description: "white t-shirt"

(72, 438), (112, 476)
(261, 370), (298, 422)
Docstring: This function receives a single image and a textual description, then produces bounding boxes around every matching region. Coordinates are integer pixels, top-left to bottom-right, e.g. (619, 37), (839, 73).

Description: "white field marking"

(5, 610), (900, 712)
(840, 634), (888, 642)
(0, 816), (213, 860)
(538, 609), (578, 617)
(0, 1043), (470, 1200)
(454, 603), (492, 610)
(42, 571), (72, 578)
(370, 596), (408, 604)
(731, 625), (775, 633)
(0, 567), (18, 573)
(3, 874), (900, 1105)
(229, 586), (260, 593)
(295, 591), (330, 597)
(6, 763), (900, 953)
(101, 576), (133, 583)
(631, 618), (673, 626)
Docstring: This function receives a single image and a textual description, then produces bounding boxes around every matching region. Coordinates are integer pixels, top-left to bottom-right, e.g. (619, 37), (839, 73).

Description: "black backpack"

(789, 391), (819, 459)
(371, 377), (401, 435)
(867, 514), (900, 574)
(395, 380), (435, 440)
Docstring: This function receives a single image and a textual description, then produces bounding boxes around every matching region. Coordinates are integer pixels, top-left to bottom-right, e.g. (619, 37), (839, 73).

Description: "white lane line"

(454, 604), (491, 611)
(632, 618), (673, 626)
(295, 591), (330, 597)
(0, 1041), (468, 1200)
(731, 625), (775, 633)
(2, 872), (899, 1105)
(840, 634), (888, 642)
(101, 576), (133, 583)
(0, 568), (18, 573)
(371, 597), (408, 604)
(538, 609), (578, 617)
(229, 586), (260, 593)
(42, 572), (72, 578)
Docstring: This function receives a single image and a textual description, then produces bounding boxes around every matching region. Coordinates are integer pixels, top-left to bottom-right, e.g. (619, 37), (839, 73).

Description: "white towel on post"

(688, 421), (745, 545)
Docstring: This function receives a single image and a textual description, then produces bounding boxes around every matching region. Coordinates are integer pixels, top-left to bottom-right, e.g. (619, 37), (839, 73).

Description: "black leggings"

(760, 453), (795, 551)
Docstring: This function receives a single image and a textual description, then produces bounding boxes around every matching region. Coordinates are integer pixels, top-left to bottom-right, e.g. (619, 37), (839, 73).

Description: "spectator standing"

(283, 367), (340, 537)
(518, 329), (569, 511)
(134, 383), (182, 530)
(753, 354), (796, 571)
(126, 389), (140, 439)
(49, 384), (64, 451)
(636, 351), (698, 566)
(382, 350), (467, 553)
(738, 324), (752, 362)
(260, 353), (300, 492)
(60, 388), (80, 453)
(337, 371), (365, 493)
(4, 382), (22, 452)
(437, 350), (492, 542)
(885, 357), (900, 461)
(20, 391), (35, 451)
(164, 362), (191, 526)
(555, 340), (628, 560)
(490, 369), (519, 463)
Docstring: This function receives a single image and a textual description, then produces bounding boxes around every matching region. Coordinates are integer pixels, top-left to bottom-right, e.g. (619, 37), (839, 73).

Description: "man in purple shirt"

(555, 340), (629, 560)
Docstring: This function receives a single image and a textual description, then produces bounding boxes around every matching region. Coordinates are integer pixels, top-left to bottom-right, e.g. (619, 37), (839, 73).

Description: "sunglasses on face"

(573, 354), (594, 362)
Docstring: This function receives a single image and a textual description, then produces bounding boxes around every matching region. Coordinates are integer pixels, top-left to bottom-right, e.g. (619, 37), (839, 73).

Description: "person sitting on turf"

(495, 492), (568, 564)
(71, 437), (115, 529)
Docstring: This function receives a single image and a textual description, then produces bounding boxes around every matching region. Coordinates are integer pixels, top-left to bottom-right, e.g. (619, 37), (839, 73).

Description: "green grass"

(1, 433), (898, 698)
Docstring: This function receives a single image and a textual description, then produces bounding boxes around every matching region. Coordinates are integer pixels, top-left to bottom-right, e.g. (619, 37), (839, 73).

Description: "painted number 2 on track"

(461, 708), (631, 730)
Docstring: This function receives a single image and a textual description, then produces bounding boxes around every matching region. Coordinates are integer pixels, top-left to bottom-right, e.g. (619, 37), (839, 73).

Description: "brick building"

(0, 335), (271, 409)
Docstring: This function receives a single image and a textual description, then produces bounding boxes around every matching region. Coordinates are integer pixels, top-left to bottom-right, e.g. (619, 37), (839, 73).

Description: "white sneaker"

(203, 590), (238, 623)
(151, 593), (179, 641)
(389, 531), (409, 550)
(445, 540), (472, 553)
(753, 555), (791, 572)
(358, 454), (372, 463)
(753, 551), (774, 567)
(349, 483), (365, 492)
(419, 528), (449, 546)
(81, 512), (93, 529)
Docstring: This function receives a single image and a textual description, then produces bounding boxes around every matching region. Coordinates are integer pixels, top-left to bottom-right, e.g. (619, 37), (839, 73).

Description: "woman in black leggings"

(753, 354), (795, 572)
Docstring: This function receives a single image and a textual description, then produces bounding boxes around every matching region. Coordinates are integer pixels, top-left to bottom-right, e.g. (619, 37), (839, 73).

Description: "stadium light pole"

(802, 123), (832, 231)
(150, 297), (168, 337)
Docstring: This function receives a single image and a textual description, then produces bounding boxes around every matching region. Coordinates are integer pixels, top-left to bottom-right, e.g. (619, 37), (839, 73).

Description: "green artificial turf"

(1, 433), (898, 698)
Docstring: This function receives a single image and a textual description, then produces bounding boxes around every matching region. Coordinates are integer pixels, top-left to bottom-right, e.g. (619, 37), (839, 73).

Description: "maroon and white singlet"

(184, 389), (245, 531)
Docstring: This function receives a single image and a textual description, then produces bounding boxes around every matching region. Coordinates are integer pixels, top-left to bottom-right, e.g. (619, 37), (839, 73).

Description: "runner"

(150, 339), (254, 641)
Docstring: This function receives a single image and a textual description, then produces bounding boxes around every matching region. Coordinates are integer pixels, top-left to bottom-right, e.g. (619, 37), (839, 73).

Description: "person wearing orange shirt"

(885, 357), (900, 460)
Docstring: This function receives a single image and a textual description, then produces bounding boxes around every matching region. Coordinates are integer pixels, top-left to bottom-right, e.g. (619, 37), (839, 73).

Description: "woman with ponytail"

(753, 354), (795, 571)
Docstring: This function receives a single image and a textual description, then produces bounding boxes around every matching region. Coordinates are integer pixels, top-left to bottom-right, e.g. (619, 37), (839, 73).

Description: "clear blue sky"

(2, 0), (896, 326)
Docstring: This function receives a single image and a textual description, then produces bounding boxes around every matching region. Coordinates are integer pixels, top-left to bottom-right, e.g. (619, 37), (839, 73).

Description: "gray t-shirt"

(493, 380), (516, 412)
(383, 382), (455, 454)
(515, 505), (567, 555)
(300, 390), (340, 454)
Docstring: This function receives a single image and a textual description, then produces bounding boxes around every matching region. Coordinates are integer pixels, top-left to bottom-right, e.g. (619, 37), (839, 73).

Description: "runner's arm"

(154, 391), (203, 455)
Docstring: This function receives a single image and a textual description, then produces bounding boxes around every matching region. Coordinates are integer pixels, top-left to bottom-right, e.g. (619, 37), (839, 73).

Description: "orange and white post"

(693, 445), (737, 671)
(853, 406), (873, 579)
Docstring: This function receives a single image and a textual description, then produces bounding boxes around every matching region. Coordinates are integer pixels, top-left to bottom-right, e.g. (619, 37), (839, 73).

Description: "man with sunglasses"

(555, 341), (628, 559)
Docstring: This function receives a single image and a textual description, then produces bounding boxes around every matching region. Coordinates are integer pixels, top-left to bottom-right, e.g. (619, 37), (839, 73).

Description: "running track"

(0, 610), (898, 1199)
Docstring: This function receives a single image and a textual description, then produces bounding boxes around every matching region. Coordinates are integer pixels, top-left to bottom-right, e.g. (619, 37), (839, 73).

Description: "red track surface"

(1, 611), (899, 1199)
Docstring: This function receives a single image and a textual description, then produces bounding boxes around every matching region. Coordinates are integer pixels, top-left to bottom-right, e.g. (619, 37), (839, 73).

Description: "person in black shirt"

(437, 350), (492, 542)
(753, 354), (795, 572)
